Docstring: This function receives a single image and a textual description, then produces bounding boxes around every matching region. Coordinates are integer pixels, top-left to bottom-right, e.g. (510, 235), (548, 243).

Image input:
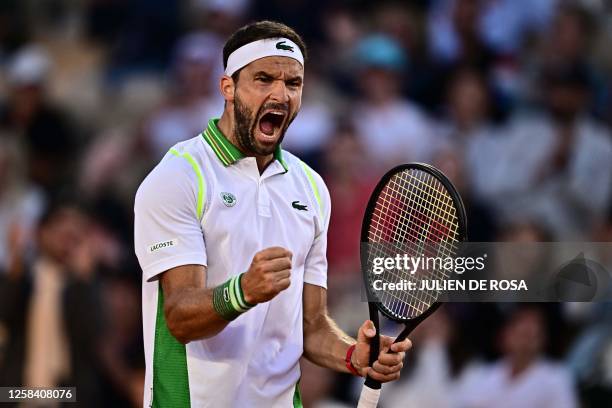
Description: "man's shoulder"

(135, 135), (209, 202)
(166, 134), (210, 162)
(152, 135), (212, 176)
(282, 150), (327, 188)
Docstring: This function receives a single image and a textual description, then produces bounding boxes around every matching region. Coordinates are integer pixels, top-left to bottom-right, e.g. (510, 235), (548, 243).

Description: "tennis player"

(134, 21), (411, 407)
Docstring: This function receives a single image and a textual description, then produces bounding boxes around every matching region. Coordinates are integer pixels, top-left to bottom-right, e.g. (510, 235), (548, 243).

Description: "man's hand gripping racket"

(357, 163), (467, 408)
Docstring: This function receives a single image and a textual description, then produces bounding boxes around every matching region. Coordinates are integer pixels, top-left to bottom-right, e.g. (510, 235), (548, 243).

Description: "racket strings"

(370, 176), (459, 248)
(367, 168), (460, 319)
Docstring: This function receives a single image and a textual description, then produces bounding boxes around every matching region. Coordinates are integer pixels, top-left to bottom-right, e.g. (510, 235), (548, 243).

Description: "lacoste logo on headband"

(225, 38), (303, 76)
(276, 41), (294, 52)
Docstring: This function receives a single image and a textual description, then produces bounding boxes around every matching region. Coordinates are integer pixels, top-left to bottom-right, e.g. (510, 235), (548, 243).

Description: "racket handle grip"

(357, 385), (381, 408)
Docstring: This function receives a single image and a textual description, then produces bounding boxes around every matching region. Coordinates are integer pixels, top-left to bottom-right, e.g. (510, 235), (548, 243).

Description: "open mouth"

(258, 110), (286, 137)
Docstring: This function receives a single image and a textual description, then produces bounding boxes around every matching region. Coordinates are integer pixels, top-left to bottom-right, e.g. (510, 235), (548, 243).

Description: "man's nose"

(269, 80), (289, 103)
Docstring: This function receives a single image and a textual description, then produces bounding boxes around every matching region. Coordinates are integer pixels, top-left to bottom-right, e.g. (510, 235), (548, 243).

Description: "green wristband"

(212, 273), (254, 321)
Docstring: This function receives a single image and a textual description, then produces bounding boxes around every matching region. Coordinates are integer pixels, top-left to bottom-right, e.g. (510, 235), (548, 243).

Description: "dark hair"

(542, 62), (591, 90)
(38, 196), (86, 228)
(223, 21), (307, 81)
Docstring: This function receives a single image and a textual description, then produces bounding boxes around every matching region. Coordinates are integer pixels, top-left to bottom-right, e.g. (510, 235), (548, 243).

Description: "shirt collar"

(202, 118), (288, 172)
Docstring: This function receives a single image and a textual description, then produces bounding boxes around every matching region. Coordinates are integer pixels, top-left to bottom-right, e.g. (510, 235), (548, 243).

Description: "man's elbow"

(164, 306), (191, 345)
(303, 313), (325, 338)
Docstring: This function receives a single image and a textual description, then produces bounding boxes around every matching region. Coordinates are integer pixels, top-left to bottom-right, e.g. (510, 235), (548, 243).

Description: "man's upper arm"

(161, 264), (207, 294)
(134, 154), (207, 282)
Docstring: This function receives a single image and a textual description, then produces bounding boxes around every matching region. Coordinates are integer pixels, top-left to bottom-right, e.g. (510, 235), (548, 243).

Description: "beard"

(233, 93), (296, 156)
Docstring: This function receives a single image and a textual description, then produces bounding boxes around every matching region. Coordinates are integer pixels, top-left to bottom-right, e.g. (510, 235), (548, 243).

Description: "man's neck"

(508, 355), (535, 379)
(217, 113), (274, 173)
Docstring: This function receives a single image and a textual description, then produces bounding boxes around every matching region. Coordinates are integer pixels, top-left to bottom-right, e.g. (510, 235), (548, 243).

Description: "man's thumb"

(357, 320), (376, 344)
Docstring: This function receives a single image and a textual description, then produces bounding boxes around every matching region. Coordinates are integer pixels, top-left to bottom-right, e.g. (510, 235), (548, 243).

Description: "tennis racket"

(357, 163), (467, 408)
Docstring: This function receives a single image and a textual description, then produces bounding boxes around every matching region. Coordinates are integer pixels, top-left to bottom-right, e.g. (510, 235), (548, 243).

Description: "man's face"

(546, 83), (587, 122)
(502, 310), (545, 360)
(231, 56), (303, 156)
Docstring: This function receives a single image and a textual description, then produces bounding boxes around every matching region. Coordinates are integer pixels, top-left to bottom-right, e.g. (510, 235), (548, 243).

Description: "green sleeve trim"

(169, 148), (206, 220)
(299, 160), (324, 218)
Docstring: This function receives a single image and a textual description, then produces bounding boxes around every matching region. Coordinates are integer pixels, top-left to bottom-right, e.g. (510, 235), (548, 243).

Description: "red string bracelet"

(345, 344), (360, 376)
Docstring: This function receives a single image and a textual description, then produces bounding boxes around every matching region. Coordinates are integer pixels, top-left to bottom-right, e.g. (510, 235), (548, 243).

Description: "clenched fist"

(241, 247), (292, 304)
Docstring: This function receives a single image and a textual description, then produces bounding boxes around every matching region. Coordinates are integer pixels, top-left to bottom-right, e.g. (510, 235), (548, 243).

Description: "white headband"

(225, 37), (304, 77)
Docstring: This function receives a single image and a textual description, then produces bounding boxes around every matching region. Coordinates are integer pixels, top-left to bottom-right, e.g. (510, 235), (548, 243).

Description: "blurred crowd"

(0, 0), (612, 407)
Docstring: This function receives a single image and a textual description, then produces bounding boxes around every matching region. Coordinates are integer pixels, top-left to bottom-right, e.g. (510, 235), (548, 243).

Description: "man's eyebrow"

(286, 75), (303, 83)
(253, 71), (275, 78)
(252, 71), (303, 82)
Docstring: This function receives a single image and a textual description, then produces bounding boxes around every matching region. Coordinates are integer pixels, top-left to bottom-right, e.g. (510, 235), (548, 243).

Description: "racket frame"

(359, 163), (468, 390)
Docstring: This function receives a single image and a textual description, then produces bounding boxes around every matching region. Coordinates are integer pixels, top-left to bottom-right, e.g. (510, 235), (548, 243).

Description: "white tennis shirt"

(134, 119), (330, 408)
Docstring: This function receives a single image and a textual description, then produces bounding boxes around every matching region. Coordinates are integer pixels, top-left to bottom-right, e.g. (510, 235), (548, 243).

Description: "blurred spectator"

(324, 122), (376, 286)
(250, 0), (325, 44)
(282, 71), (337, 170)
(525, 4), (608, 117)
(428, 0), (498, 69)
(104, 0), (182, 85)
(141, 33), (224, 159)
(193, 0), (249, 38)
(431, 68), (499, 240)
(432, 146), (498, 242)
(543, 4), (596, 69)
(428, 0), (557, 62)
(320, 6), (362, 95)
(567, 307), (612, 407)
(351, 35), (435, 169)
(439, 73), (501, 200)
(493, 63), (612, 238)
(0, 140), (45, 274)
(379, 308), (456, 408)
(98, 276), (144, 407)
(0, 45), (78, 194)
(455, 306), (578, 408)
(0, 0), (29, 59)
(0, 201), (104, 406)
(85, 0), (128, 46)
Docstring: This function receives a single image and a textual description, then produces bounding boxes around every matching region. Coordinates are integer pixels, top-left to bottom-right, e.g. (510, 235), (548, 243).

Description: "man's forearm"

(163, 285), (231, 343)
(303, 313), (356, 374)
(160, 264), (236, 344)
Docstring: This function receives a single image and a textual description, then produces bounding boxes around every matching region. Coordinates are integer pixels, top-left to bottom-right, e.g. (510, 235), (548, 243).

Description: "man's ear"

(220, 75), (235, 103)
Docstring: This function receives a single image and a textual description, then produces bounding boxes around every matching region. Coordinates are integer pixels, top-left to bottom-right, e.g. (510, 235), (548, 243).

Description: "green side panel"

(293, 381), (303, 408)
(153, 286), (191, 407)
